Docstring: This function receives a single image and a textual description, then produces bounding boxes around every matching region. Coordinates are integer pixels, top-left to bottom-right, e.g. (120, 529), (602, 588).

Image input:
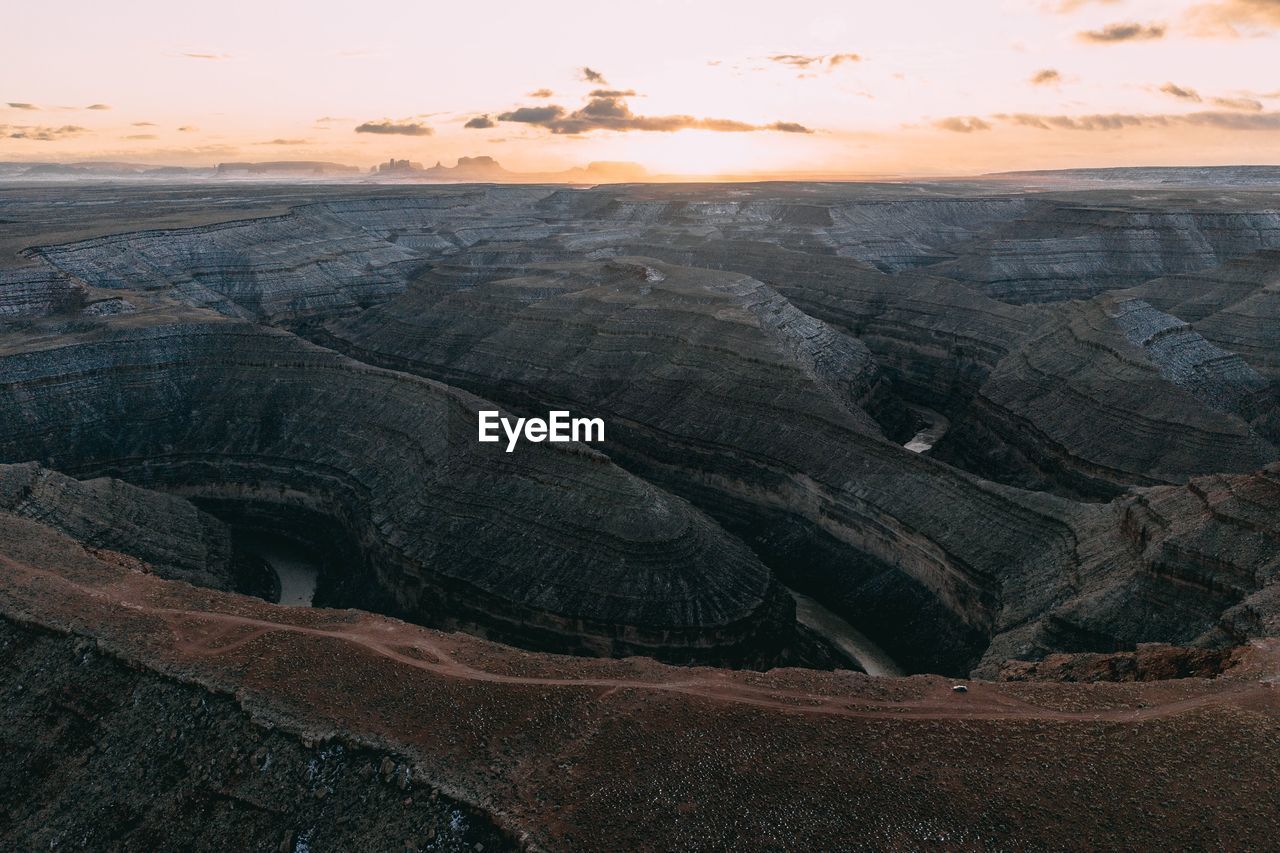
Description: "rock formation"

(3, 175), (1280, 848)
(0, 268), (84, 319)
(935, 296), (1278, 497)
(320, 257), (1135, 675)
(4, 177), (1280, 680)
(0, 300), (797, 666)
(0, 462), (237, 592)
(1124, 248), (1280, 385)
(30, 209), (424, 324)
(978, 464), (1280, 675)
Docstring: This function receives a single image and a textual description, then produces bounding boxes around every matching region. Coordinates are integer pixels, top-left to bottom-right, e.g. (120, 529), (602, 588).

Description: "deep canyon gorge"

(2, 173), (1280, 849)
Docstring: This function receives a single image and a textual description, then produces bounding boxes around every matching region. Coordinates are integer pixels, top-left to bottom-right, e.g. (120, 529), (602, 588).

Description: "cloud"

(1160, 82), (1202, 101)
(354, 120), (433, 136)
(1053, 0), (1121, 11)
(124, 133), (158, 140)
(3, 124), (88, 140)
(994, 110), (1280, 130)
(934, 116), (992, 133)
(7, 102), (39, 110)
(258, 138), (310, 145)
(1184, 111), (1280, 129)
(1186, 0), (1280, 36)
(497, 105), (565, 124)
(85, 104), (111, 111)
(1212, 96), (1264, 110)
(464, 115), (496, 129)
(579, 67), (607, 84)
(767, 121), (814, 133)
(828, 53), (862, 67)
(1077, 21), (1167, 42)
(132, 121), (157, 127)
(589, 89), (637, 98)
(177, 125), (197, 132)
(1030, 68), (1062, 85)
(183, 52), (231, 60)
(495, 92), (811, 135)
(767, 53), (861, 71)
(1157, 85), (1262, 110)
(527, 88), (555, 98)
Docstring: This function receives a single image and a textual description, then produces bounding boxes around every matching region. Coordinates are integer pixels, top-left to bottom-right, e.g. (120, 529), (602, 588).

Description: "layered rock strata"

(0, 305), (795, 666)
(978, 464), (1280, 675)
(30, 210), (423, 324)
(0, 462), (237, 592)
(1125, 249), (1280, 385)
(3, 525), (1279, 851)
(323, 258), (1104, 674)
(936, 296), (1278, 498)
(0, 268), (85, 319)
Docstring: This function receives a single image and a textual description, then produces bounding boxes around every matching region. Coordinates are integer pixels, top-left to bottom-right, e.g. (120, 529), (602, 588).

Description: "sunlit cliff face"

(1, 0), (1277, 176)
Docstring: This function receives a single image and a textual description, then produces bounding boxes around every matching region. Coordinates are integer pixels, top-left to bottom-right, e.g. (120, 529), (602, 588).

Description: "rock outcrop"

(0, 462), (237, 592)
(29, 210), (424, 324)
(918, 202), (1280, 303)
(0, 268), (84, 319)
(0, 303), (796, 666)
(974, 463), (1280, 675)
(935, 296), (1278, 498)
(321, 257), (1108, 675)
(1125, 248), (1280, 385)
(589, 238), (1035, 412)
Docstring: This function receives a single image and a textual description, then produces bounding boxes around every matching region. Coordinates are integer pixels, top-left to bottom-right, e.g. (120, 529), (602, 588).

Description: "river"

(903, 404), (950, 454)
(240, 535), (319, 607)
(785, 586), (904, 677)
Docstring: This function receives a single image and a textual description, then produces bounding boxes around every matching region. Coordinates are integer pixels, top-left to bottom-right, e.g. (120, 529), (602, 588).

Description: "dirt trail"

(152, 606), (1279, 722)
(6, 552), (1275, 726)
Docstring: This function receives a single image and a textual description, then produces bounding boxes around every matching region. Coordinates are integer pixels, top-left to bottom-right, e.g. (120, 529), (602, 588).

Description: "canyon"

(2, 171), (1280, 848)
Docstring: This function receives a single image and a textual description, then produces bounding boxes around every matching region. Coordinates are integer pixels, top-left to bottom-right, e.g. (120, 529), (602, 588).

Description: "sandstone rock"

(1125, 248), (1280, 386)
(0, 462), (236, 590)
(322, 257), (1109, 674)
(0, 307), (794, 666)
(31, 210), (423, 324)
(935, 296), (1278, 497)
(0, 268), (85, 319)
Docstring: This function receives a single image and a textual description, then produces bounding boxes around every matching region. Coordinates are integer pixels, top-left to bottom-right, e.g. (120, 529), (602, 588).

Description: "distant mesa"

(570, 160), (650, 181)
(372, 155), (509, 179)
(370, 155), (647, 183)
(0, 156), (648, 184)
(4, 161), (208, 179)
(216, 161), (361, 176)
(374, 158), (424, 174)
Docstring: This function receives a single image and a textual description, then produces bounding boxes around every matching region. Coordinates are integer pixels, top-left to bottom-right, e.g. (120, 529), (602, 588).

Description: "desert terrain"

(2, 172), (1280, 849)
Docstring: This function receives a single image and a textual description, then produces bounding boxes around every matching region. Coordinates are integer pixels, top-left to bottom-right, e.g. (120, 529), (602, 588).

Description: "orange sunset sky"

(2, 0), (1278, 177)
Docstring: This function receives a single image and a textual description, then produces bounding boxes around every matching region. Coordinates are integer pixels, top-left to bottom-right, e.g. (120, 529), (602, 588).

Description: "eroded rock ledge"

(0, 305), (798, 667)
(1, 516), (1278, 851)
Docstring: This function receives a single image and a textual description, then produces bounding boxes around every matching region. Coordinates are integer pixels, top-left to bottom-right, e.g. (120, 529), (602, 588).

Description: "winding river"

(241, 535), (319, 607)
(903, 404), (950, 454)
(785, 587), (904, 677)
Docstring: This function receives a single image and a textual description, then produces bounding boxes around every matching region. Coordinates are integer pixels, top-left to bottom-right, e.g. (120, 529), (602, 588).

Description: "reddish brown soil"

(2, 520), (1279, 850)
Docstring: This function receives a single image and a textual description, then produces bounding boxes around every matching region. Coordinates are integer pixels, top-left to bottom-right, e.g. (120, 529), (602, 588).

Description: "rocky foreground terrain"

(2, 173), (1280, 848)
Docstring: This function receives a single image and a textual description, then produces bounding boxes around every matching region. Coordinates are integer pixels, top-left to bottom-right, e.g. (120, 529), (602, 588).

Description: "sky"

(2, 0), (1279, 176)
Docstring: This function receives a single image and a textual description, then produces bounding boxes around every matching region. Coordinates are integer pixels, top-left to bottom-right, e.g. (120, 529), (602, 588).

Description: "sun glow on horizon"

(1, 0), (1277, 176)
